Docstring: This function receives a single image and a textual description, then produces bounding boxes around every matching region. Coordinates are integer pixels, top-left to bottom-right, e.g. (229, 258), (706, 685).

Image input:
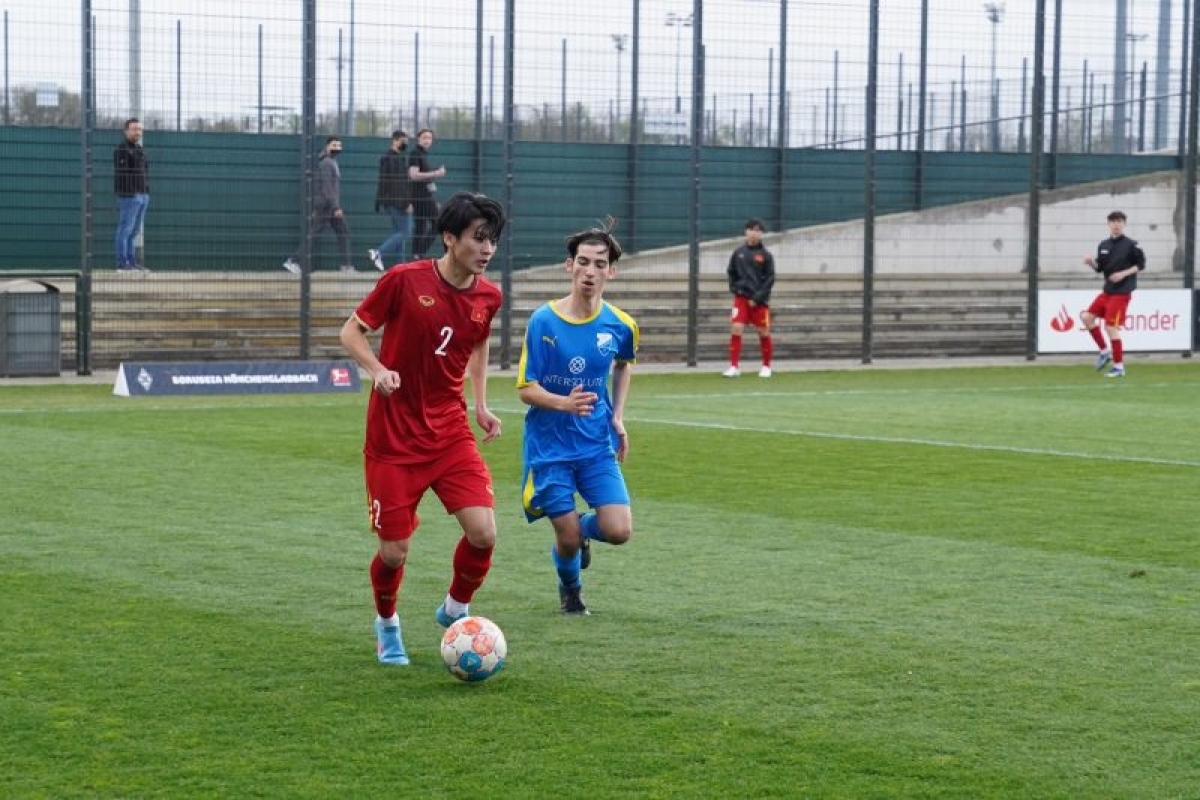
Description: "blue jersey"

(518, 300), (639, 468)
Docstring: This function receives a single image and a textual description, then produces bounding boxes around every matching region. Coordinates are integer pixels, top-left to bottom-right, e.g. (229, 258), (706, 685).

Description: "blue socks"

(551, 544), (582, 590)
(580, 512), (606, 543)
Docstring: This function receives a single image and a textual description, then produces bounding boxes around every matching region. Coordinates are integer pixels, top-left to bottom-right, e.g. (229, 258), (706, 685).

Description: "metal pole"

(1049, 0), (1061, 186)
(775, 0), (787, 231)
(896, 52), (904, 149)
(130, 0), (141, 117)
(336, 29), (344, 132)
(1178, 0), (1191, 159)
(862, 0), (879, 365)
(627, 0), (641, 248)
(4, 11), (9, 125)
(1113, 0), (1128, 152)
(413, 31), (419, 129)
(685, 0), (703, 367)
(489, 36), (495, 138)
(915, 0), (928, 207)
(767, 47), (773, 146)
(257, 24), (263, 133)
(501, 0), (516, 369)
(1138, 63), (1147, 152)
(1026, 0), (1046, 361)
(175, 20), (181, 130)
(833, 50), (839, 143)
(1154, 0), (1170, 149)
(1184, 0), (1199, 346)
(300, 0), (316, 360)
(474, 0), (483, 190)
(561, 38), (567, 140)
(985, 3), (1002, 151)
(79, 0), (95, 375)
(348, 0), (355, 135)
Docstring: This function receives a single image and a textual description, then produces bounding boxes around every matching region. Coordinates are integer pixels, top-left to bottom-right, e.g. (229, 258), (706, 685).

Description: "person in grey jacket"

(284, 136), (355, 274)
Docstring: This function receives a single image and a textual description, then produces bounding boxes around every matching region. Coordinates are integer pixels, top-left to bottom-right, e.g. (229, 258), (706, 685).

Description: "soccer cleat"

(1094, 350), (1112, 371)
(117, 263), (139, 272)
(374, 616), (409, 665)
(1105, 366), (1126, 379)
(282, 258), (301, 276)
(579, 537), (591, 570)
(435, 602), (467, 629)
(558, 585), (590, 616)
(758, 365), (773, 378)
(368, 249), (385, 271)
(722, 366), (741, 378)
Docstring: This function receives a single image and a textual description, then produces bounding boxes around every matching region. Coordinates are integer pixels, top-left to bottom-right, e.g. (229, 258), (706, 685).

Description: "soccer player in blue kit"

(517, 222), (639, 615)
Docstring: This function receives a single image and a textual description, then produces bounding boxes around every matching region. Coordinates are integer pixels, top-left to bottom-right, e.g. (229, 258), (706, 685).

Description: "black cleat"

(558, 585), (590, 615)
(579, 537), (591, 570)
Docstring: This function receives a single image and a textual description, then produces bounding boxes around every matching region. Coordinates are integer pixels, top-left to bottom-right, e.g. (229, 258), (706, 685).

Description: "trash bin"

(0, 279), (62, 377)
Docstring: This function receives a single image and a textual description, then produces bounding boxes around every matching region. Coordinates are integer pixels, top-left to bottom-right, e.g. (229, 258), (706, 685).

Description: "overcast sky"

(3, 0), (1183, 139)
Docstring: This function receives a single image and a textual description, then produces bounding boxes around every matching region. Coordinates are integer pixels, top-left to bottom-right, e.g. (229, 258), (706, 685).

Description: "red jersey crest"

(471, 306), (488, 323)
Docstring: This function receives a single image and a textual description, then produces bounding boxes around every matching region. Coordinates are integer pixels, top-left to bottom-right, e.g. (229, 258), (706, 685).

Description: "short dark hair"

(391, 129), (408, 138)
(417, 127), (434, 138)
(124, 118), (140, 130)
(325, 135), (341, 146)
(744, 217), (766, 232)
(437, 192), (506, 244)
(565, 217), (623, 264)
(1107, 210), (1127, 222)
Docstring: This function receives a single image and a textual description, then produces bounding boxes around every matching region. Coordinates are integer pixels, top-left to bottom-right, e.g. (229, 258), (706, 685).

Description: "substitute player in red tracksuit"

(723, 218), (776, 378)
(1081, 210), (1146, 379)
(340, 192), (506, 666)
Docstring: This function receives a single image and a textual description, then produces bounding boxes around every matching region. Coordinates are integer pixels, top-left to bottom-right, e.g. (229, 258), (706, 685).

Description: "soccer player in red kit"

(1081, 210), (1145, 378)
(723, 218), (776, 378)
(339, 192), (506, 666)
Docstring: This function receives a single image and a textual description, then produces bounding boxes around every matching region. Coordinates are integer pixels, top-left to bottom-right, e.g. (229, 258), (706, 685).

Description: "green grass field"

(3, 362), (1198, 798)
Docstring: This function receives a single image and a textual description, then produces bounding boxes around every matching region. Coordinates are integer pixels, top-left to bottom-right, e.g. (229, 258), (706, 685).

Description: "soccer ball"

(440, 616), (507, 682)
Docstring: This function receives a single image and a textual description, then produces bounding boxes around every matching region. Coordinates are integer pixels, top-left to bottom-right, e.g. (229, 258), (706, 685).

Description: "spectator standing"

(284, 136), (355, 274)
(368, 130), (412, 271)
(114, 118), (150, 272)
(407, 128), (445, 259)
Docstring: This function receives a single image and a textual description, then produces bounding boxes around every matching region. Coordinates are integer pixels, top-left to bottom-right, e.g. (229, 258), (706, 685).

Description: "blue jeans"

(376, 206), (412, 266)
(115, 193), (150, 267)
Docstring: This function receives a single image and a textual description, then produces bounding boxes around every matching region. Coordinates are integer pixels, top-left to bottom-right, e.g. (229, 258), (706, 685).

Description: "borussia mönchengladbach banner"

(113, 360), (361, 397)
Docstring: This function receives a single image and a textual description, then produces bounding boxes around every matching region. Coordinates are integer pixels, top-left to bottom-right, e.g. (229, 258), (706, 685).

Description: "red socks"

(1112, 338), (1124, 364)
(760, 335), (773, 367)
(448, 536), (494, 605)
(369, 553), (403, 619)
(1089, 326), (1108, 350)
(729, 335), (743, 368)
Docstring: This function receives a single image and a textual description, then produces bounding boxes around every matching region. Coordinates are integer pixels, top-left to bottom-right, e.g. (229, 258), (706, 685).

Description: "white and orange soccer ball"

(440, 616), (507, 682)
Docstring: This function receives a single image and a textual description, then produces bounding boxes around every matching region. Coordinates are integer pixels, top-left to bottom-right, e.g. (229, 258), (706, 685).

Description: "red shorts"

(731, 295), (771, 328)
(1086, 292), (1132, 327)
(364, 441), (494, 541)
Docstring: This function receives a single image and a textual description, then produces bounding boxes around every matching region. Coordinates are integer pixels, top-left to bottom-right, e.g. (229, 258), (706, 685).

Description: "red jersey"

(353, 259), (502, 464)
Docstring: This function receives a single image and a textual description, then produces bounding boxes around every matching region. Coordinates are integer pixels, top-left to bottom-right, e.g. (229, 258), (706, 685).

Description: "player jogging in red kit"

(339, 192), (506, 666)
(1081, 210), (1145, 379)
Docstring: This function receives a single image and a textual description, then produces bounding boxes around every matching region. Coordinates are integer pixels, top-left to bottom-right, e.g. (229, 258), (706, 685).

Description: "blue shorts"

(522, 454), (630, 523)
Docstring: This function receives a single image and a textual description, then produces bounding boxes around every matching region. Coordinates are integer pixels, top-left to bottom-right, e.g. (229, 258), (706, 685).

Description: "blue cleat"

(435, 603), (467, 629)
(374, 616), (409, 665)
(1105, 366), (1126, 379)
(1094, 350), (1112, 371)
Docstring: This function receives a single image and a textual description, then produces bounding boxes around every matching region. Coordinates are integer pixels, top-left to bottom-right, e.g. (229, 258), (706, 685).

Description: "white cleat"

(758, 366), (773, 378)
(722, 366), (741, 378)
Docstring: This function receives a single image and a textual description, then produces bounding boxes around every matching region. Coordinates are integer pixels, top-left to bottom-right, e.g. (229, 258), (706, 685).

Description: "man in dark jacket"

(368, 130), (412, 271)
(1080, 210), (1146, 378)
(284, 136), (354, 274)
(114, 118), (150, 271)
(723, 218), (776, 378)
